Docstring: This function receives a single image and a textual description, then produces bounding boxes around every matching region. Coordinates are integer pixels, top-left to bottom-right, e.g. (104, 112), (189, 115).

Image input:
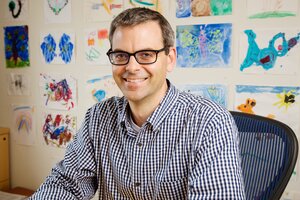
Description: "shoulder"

(177, 90), (229, 117)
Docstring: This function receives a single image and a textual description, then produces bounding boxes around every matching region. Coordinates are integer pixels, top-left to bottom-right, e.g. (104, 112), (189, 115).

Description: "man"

(30, 7), (245, 199)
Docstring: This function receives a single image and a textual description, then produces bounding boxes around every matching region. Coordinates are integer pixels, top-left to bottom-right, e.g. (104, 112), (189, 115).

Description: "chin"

(123, 91), (145, 102)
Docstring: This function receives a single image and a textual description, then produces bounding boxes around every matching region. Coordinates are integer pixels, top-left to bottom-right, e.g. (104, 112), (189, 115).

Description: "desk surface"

(4, 187), (35, 197)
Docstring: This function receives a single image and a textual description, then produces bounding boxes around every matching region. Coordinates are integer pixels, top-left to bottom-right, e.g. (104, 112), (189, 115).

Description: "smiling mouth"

(124, 78), (147, 83)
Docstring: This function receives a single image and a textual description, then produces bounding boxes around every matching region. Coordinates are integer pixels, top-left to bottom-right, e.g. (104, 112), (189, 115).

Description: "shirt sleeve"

(188, 110), (246, 199)
(29, 108), (98, 200)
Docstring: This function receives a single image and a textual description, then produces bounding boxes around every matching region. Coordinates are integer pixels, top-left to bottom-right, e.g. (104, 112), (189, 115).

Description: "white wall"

(0, 0), (299, 198)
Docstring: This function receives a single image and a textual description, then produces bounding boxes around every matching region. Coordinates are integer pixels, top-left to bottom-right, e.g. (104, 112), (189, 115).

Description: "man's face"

(110, 21), (176, 104)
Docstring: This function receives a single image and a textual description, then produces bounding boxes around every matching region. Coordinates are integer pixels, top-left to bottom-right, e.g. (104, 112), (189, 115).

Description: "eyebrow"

(111, 47), (159, 52)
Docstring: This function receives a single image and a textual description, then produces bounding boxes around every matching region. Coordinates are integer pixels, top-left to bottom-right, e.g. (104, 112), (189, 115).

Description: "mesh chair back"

(230, 111), (298, 200)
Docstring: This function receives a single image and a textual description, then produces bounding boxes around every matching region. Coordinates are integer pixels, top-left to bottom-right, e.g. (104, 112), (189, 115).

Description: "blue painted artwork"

(240, 29), (300, 72)
(176, 23), (232, 68)
(59, 33), (74, 64)
(176, 0), (232, 18)
(86, 75), (122, 103)
(178, 84), (227, 107)
(40, 32), (75, 64)
(41, 34), (57, 63)
(4, 25), (30, 68)
(176, 0), (191, 18)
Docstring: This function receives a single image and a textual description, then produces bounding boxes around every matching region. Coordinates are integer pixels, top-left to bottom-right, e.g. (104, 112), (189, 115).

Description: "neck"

(129, 84), (168, 127)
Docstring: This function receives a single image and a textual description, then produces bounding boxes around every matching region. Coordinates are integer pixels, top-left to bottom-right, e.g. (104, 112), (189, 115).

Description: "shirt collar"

(117, 79), (179, 132)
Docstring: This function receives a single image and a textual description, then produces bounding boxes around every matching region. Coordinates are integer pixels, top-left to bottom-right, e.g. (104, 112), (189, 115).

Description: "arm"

(29, 108), (98, 200)
(188, 111), (245, 199)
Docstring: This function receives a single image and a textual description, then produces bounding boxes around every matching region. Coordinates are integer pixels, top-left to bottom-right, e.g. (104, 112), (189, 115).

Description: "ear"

(166, 46), (176, 72)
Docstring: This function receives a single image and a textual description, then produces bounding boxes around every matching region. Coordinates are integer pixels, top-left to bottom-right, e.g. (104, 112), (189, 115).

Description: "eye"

(137, 51), (155, 60)
(114, 52), (128, 61)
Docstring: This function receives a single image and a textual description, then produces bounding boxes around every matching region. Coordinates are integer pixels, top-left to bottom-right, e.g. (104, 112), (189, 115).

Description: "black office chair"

(230, 111), (298, 200)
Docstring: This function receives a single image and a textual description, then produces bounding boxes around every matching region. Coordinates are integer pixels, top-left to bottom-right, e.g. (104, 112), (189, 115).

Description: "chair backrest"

(230, 111), (298, 200)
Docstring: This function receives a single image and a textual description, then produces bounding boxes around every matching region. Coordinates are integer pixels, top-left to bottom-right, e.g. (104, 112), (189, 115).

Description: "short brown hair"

(109, 7), (174, 53)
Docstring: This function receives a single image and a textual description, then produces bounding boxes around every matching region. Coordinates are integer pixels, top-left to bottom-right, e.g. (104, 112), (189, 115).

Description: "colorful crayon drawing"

(7, 73), (30, 96)
(42, 112), (76, 148)
(40, 32), (75, 64)
(84, 28), (110, 65)
(47, 0), (68, 15)
(177, 84), (227, 107)
(125, 0), (165, 13)
(86, 75), (122, 104)
(239, 29), (300, 74)
(176, 0), (232, 18)
(40, 73), (77, 110)
(44, 0), (71, 23)
(84, 0), (123, 22)
(235, 85), (300, 134)
(247, 0), (298, 19)
(177, 23), (232, 68)
(12, 105), (35, 145)
(4, 25), (30, 68)
(5, 0), (29, 21)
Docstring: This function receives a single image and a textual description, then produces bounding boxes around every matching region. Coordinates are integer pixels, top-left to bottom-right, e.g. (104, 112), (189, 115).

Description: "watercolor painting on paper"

(239, 29), (300, 74)
(40, 32), (75, 64)
(84, 0), (123, 22)
(177, 84), (227, 107)
(40, 73), (77, 110)
(12, 105), (35, 145)
(176, 0), (232, 18)
(247, 0), (298, 19)
(177, 23), (232, 68)
(42, 112), (76, 148)
(86, 74), (122, 104)
(5, 0), (29, 21)
(7, 73), (30, 96)
(235, 85), (300, 135)
(125, 0), (166, 13)
(4, 25), (30, 68)
(84, 27), (110, 65)
(44, 0), (71, 23)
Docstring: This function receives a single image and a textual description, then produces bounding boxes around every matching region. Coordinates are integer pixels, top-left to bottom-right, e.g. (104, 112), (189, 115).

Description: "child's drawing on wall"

(177, 84), (228, 107)
(176, 0), (232, 18)
(239, 29), (300, 74)
(40, 73), (77, 110)
(84, 27), (110, 65)
(12, 105), (35, 146)
(40, 31), (75, 64)
(86, 74), (122, 105)
(247, 0), (298, 19)
(84, 0), (123, 22)
(42, 112), (76, 148)
(7, 73), (30, 96)
(177, 23), (232, 68)
(44, 0), (71, 23)
(5, 0), (29, 21)
(4, 25), (30, 68)
(235, 85), (300, 135)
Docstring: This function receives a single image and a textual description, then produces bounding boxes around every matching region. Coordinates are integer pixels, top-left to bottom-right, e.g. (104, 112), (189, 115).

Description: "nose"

(125, 55), (141, 72)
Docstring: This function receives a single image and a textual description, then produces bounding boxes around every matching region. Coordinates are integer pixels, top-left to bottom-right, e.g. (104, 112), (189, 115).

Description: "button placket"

(136, 141), (143, 148)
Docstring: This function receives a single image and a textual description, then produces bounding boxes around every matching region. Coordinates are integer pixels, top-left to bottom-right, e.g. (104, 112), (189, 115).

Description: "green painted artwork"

(247, 0), (297, 19)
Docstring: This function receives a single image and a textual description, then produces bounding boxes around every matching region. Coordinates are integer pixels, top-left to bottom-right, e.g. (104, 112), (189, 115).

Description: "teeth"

(126, 78), (144, 83)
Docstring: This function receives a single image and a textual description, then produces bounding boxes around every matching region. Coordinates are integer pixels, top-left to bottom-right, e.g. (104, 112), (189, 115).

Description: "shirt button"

(137, 142), (143, 148)
(134, 182), (141, 187)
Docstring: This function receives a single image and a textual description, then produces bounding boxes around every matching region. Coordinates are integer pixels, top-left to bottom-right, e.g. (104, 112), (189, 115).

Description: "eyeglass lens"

(107, 47), (166, 65)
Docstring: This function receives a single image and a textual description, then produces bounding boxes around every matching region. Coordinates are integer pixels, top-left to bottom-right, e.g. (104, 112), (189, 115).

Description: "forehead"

(111, 21), (163, 50)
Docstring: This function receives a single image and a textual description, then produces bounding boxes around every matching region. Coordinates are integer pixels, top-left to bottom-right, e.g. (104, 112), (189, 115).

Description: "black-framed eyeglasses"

(106, 47), (167, 65)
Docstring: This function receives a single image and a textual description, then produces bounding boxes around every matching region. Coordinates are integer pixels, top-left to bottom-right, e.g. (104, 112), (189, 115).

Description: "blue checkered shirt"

(30, 81), (245, 199)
